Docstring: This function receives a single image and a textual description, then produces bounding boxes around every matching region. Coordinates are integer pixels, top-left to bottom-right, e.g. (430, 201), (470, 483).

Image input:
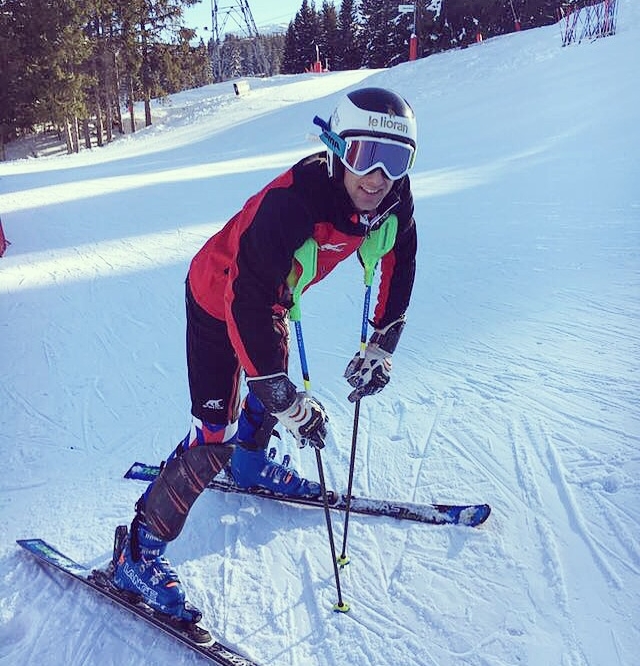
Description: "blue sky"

(184, 0), (302, 39)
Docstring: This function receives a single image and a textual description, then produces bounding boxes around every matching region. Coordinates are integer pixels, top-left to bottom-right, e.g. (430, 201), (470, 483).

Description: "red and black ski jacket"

(187, 152), (417, 378)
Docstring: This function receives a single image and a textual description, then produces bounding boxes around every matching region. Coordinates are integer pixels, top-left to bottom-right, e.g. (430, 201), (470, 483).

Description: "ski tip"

(124, 462), (159, 482)
(473, 504), (492, 526)
(123, 462), (141, 479)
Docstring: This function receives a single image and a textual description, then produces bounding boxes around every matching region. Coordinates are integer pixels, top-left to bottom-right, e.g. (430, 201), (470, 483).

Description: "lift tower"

(211, 0), (269, 81)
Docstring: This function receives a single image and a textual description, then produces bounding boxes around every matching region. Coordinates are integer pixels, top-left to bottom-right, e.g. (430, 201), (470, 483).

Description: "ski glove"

(344, 316), (406, 403)
(247, 373), (328, 449)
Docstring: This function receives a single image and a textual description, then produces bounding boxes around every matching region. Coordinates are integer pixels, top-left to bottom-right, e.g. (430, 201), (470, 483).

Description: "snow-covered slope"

(0, 3), (638, 664)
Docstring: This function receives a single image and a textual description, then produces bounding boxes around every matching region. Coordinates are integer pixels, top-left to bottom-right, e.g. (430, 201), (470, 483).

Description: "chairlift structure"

(210, 0), (269, 81)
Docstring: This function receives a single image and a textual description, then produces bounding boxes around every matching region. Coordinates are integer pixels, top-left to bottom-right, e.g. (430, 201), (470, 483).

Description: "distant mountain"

(257, 22), (288, 36)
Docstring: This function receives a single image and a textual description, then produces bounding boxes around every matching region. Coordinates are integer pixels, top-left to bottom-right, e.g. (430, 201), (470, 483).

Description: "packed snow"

(1, 3), (638, 664)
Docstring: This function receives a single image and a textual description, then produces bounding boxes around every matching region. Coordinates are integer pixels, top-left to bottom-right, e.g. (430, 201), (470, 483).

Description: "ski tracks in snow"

(377, 301), (639, 666)
(507, 415), (588, 664)
(427, 323), (638, 664)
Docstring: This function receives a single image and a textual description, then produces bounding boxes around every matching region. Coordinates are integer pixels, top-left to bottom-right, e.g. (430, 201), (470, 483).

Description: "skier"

(113, 87), (419, 622)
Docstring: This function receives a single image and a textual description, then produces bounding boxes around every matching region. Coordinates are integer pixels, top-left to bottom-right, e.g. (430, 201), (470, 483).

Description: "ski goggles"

(339, 136), (415, 181)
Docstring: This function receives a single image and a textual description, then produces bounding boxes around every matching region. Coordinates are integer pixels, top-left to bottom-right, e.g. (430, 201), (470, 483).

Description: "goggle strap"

(319, 130), (346, 159)
(313, 116), (347, 159)
(312, 115), (330, 131)
(314, 117), (412, 179)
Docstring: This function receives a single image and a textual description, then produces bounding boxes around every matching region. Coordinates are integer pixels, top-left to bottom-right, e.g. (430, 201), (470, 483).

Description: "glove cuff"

(370, 316), (406, 354)
(246, 373), (297, 414)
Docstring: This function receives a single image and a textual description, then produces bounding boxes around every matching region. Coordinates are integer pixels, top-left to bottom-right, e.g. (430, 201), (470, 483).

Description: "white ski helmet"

(321, 87), (418, 180)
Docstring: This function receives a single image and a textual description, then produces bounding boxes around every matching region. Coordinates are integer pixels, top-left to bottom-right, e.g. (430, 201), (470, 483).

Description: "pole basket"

(558, 0), (619, 46)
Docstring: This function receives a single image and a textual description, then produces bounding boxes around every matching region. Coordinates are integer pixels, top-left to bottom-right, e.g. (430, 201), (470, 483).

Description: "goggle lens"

(341, 137), (415, 180)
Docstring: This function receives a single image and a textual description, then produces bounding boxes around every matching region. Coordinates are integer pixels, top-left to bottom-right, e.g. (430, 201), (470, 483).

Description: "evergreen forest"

(0, 0), (565, 157)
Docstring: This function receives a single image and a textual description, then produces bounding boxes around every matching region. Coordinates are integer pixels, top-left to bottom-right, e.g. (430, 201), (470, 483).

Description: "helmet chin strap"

(365, 197), (401, 232)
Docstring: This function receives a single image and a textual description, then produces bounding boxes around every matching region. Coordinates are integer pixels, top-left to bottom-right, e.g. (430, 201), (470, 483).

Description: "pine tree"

(359, 0), (406, 68)
(282, 22), (302, 74)
(318, 1), (339, 71)
(121, 0), (200, 127)
(0, 1), (25, 157)
(19, 0), (93, 153)
(262, 33), (285, 77)
(281, 0), (323, 74)
(335, 0), (363, 71)
(223, 35), (245, 79)
(294, 0), (322, 71)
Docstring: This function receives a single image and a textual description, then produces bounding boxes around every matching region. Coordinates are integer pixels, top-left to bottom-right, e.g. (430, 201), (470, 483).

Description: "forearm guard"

(370, 316), (406, 354)
(246, 372), (297, 413)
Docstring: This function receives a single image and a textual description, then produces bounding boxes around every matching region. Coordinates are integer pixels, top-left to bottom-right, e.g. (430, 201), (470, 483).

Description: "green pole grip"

(358, 214), (398, 286)
(287, 238), (318, 322)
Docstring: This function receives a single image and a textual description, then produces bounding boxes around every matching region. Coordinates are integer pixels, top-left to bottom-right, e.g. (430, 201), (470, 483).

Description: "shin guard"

(143, 444), (233, 542)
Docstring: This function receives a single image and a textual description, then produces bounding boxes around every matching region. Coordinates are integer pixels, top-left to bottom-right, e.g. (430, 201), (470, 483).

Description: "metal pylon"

(211, 0), (269, 81)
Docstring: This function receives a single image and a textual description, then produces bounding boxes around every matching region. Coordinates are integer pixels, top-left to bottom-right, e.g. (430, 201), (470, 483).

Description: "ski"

(125, 462), (491, 527)
(16, 537), (261, 666)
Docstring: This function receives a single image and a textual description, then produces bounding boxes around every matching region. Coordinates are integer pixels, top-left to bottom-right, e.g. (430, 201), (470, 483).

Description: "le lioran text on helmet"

(368, 114), (409, 135)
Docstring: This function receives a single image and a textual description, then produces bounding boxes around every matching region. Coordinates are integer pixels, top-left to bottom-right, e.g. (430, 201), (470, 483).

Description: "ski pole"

(339, 216), (398, 568)
(336, 279), (371, 568)
(289, 240), (350, 613)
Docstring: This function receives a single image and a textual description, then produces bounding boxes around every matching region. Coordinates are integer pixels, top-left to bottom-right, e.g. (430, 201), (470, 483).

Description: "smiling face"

(342, 167), (394, 213)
